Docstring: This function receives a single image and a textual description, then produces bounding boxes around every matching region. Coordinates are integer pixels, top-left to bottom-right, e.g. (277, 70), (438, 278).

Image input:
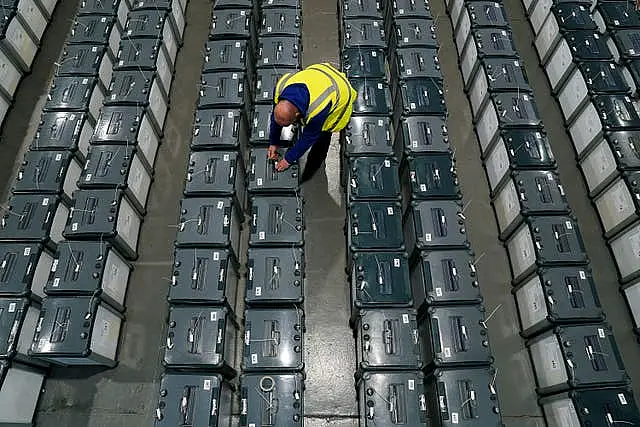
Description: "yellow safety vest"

(273, 63), (357, 133)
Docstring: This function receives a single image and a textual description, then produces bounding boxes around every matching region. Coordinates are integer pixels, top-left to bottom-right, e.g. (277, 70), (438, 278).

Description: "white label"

(259, 131), (265, 138)
(598, 328), (606, 338)
(412, 140), (418, 148)
(579, 270), (586, 280)
(92, 46), (98, 52)
(23, 247), (31, 256)
(42, 198), (49, 206)
(420, 184), (427, 192)
(255, 286), (262, 296)
(72, 223), (78, 231)
(408, 379), (415, 390)
(228, 111), (234, 118)
(259, 231), (266, 240)
(251, 353), (258, 364)
(425, 233), (432, 241)
(384, 159), (391, 167)
(373, 21), (379, 27)
(263, 58), (269, 64)
(444, 347), (452, 358)
(82, 78), (88, 85)
(393, 258), (400, 268)
(435, 287), (443, 297)
(223, 154), (230, 161)
(55, 153), (62, 161)
(377, 119), (383, 126)
(257, 178), (263, 186)
(240, 10), (246, 15)
(619, 393), (628, 405)
(235, 41), (241, 48)
(565, 221), (573, 230)
(267, 26), (272, 32)
(85, 173), (92, 182)
(232, 73), (238, 80)
(402, 314), (409, 324)
(210, 311), (217, 322)
(406, 69), (412, 75)
(204, 379), (211, 390)
(371, 51), (377, 57)
(217, 201), (224, 209)
(213, 252), (220, 261)
(387, 207), (394, 215)
(452, 412), (459, 424)
(53, 278), (60, 287)
(404, 37), (409, 43)
(8, 303), (16, 313)
(410, 102), (416, 109)
(377, 83), (383, 90)
(263, 91), (269, 98)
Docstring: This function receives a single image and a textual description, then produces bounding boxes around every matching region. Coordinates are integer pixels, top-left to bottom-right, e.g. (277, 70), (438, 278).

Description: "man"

(268, 62), (357, 183)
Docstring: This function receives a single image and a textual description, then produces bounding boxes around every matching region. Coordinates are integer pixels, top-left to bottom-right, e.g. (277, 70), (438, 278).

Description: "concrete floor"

(0, 0), (637, 425)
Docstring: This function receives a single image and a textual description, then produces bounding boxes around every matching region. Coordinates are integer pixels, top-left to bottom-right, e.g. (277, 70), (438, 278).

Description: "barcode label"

(598, 328), (605, 338)
(565, 221), (573, 229)
(619, 393), (628, 405)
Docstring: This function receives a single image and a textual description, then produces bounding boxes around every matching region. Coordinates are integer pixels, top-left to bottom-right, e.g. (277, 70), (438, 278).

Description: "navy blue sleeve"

(269, 83), (311, 147)
(284, 103), (332, 164)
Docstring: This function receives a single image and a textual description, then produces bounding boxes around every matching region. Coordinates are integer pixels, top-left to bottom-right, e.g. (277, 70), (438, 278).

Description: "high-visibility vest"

(273, 63), (357, 133)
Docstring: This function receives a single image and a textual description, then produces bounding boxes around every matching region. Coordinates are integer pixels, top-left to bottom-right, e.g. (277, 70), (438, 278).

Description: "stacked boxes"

(154, 0), (307, 425)
(448, 0), (640, 424)
(340, 1), (504, 425)
(0, 0), (60, 131)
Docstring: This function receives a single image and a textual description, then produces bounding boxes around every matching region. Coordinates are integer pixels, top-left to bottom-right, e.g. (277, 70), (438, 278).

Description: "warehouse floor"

(1, 0), (639, 426)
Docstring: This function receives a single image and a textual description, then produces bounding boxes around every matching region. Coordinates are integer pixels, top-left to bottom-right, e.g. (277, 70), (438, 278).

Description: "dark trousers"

(300, 131), (332, 183)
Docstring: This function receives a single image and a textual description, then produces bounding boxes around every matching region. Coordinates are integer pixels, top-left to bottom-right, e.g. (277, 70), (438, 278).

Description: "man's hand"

(276, 159), (290, 171)
(267, 145), (279, 160)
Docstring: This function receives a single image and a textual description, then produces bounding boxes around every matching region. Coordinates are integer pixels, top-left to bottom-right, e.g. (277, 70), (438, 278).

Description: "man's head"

(274, 100), (300, 126)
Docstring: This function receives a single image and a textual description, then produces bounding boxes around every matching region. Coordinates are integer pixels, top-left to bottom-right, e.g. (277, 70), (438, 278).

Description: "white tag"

(373, 21), (379, 27)
(371, 51), (377, 57)
(377, 119), (383, 126)
(85, 173), (92, 182)
(240, 10), (246, 15)
(92, 46), (98, 52)
(408, 379), (415, 390)
(251, 353), (258, 364)
(53, 278), (60, 287)
(228, 111), (234, 118)
(579, 270), (586, 280)
(410, 102), (416, 109)
(412, 140), (418, 148)
(565, 221), (573, 230)
(255, 286), (262, 296)
(598, 328), (605, 338)
(232, 73), (238, 80)
(210, 311), (217, 322)
(425, 233), (432, 241)
(444, 347), (451, 358)
(402, 314), (409, 324)
(263, 91), (269, 98)
(420, 184), (427, 192)
(235, 41), (241, 48)
(452, 413), (459, 424)
(259, 231), (266, 240)
(630, 49), (636, 55)
(23, 247), (31, 256)
(435, 287), (443, 297)
(223, 154), (230, 161)
(263, 58), (269, 64)
(259, 130), (265, 138)
(384, 159), (390, 167)
(387, 207), (394, 215)
(72, 223), (78, 231)
(217, 201), (224, 209)
(267, 26), (272, 32)
(393, 258), (400, 267)
(501, 30), (507, 36)
(42, 198), (49, 206)
(204, 379), (211, 390)
(8, 303), (16, 313)
(377, 83), (383, 89)
(404, 37), (409, 43)
(257, 178), (263, 186)
(619, 393), (628, 405)
(213, 252), (220, 261)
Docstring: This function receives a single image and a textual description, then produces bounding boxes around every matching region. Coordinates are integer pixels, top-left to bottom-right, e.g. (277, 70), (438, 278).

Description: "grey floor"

(0, 0), (637, 425)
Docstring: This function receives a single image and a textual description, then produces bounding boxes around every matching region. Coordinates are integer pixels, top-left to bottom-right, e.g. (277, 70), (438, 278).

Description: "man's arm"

(284, 103), (331, 164)
(269, 83), (310, 147)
